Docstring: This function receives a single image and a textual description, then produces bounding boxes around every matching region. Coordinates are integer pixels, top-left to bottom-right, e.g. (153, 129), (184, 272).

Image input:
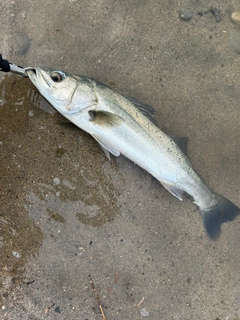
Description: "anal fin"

(161, 181), (184, 201)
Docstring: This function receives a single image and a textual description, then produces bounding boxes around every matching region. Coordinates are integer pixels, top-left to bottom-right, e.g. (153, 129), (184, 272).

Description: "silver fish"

(27, 67), (239, 240)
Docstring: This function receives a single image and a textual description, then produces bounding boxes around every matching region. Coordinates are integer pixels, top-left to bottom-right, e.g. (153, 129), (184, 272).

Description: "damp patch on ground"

(0, 75), (121, 306)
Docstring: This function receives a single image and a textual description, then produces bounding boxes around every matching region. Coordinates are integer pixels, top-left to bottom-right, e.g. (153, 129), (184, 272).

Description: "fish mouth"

(27, 67), (53, 90)
(41, 70), (53, 88)
(25, 67), (36, 73)
(27, 68), (42, 89)
(26, 68), (37, 82)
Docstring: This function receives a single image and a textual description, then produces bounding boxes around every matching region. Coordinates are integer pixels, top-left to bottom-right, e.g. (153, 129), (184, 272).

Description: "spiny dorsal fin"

(125, 96), (156, 124)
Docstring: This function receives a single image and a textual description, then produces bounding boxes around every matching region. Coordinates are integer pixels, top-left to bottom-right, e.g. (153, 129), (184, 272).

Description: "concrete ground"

(1, 0), (240, 319)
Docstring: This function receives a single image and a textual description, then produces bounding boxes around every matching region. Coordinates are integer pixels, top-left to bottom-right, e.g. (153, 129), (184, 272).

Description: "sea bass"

(27, 67), (239, 240)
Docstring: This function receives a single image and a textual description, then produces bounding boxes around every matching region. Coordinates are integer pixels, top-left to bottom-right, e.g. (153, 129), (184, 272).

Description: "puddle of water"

(26, 168), (120, 228)
(0, 74), (121, 305)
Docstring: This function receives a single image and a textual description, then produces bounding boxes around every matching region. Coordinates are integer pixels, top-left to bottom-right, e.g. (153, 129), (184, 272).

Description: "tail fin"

(200, 193), (240, 240)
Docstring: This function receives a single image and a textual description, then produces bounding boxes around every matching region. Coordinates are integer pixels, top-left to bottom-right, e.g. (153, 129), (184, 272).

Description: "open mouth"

(26, 68), (36, 80)
(25, 67), (36, 74)
(27, 68), (51, 89)
(25, 68), (36, 80)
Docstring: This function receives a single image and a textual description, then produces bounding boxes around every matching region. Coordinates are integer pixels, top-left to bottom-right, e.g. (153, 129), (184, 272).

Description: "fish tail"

(200, 193), (240, 240)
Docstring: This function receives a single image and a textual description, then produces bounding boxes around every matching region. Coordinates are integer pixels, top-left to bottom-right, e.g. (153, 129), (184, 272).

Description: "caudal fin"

(200, 194), (240, 240)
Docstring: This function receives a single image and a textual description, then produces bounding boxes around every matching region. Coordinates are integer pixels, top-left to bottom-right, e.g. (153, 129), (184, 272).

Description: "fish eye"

(50, 71), (66, 82)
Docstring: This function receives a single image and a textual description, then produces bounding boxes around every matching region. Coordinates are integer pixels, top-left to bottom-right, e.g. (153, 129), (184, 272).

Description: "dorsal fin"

(170, 136), (188, 155)
(125, 96), (156, 124)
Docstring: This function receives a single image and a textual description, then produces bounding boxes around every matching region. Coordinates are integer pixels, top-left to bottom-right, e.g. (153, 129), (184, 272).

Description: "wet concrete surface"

(1, 0), (240, 319)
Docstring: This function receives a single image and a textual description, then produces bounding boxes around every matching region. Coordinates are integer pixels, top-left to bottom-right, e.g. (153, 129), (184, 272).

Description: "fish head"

(27, 67), (95, 116)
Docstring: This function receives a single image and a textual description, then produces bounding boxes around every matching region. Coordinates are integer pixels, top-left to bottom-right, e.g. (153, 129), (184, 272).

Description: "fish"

(27, 67), (240, 240)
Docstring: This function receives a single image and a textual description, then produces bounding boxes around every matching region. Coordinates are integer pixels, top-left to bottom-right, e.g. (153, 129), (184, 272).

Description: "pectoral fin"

(89, 110), (123, 127)
(92, 134), (120, 159)
(161, 181), (184, 201)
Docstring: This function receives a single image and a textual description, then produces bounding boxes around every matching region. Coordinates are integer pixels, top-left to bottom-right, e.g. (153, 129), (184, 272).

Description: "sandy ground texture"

(0, 0), (240, 319)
